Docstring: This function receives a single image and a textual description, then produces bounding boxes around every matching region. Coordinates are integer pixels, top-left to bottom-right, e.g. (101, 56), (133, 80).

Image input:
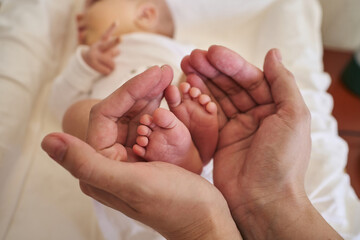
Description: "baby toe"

(133, 144), (146, 157)
(189, 87), (201, 98)
(165, 85), (182, 108)
(140, 114), (155, 128)
(136, 136), (149, 147)
(137, 125), (152, 137)
(198, 94), (211, 105)
(179, 82), (191, 94)
(205, 102), (217, 114)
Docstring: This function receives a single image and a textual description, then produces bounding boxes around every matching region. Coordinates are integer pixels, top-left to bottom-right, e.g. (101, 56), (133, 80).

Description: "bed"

(0, 0), (359, 239)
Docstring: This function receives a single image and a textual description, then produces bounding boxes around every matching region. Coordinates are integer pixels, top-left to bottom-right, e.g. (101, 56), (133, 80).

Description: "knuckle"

(289, 102), (311, 126)
(246, 78), (263, 92)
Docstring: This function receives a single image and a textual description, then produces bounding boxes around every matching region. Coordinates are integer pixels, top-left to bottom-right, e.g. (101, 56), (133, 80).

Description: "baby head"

(82, 0), (174, 45)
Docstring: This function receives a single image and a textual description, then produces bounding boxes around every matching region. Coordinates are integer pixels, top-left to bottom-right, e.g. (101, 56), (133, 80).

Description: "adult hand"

(41, 133), (240, 240)
(182, 45), (341, 239)
(42, 65), (242, 239)
(183, 45), (310, 210)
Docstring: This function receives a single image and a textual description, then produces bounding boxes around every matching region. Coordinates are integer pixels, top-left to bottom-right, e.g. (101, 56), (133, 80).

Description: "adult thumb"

(41, 132), (127, 188)
(263, 49), (307, 111)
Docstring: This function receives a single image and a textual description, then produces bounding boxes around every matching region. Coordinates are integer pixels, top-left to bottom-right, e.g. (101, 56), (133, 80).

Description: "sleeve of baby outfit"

(49, 45), (102, 121)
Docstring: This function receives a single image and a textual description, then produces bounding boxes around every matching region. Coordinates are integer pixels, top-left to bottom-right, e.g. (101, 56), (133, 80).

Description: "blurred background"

(319, 0), (360, 197)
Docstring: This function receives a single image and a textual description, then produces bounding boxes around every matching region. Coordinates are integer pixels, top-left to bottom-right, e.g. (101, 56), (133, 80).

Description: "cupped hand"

(182, 45), (311, 223)
(41, 132), (241, 240)
(41, 63), (242, 239)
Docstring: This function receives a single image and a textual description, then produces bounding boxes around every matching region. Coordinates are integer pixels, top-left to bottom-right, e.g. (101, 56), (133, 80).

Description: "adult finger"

(263, 49), (310, 121)
(206, 45), (273, 105)
(181, 55), (198, 76)
(206, 73), (257, 112)
(41, 133), (127, 185)
(41, 132), (160, 222)
(186, 48), (258, 112)
(202, 78), (238, 118)
(41, 133), (155, 196)
(185, 73), (210, 94)
(181, 50), (217, 80)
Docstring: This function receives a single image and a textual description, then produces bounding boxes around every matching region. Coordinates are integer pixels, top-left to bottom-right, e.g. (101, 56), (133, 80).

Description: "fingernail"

(274, 49), (282, 62)
(42, 135), (67, 163)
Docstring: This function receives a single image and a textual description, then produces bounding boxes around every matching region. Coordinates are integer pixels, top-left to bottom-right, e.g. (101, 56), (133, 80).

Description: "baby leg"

(133, 108), (203, 174)
(165, 82), (218, 165)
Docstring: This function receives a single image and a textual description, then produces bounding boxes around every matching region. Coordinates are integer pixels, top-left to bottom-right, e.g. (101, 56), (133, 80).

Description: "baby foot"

(165, 82), (218, 165)
(133, 108), (203, 174)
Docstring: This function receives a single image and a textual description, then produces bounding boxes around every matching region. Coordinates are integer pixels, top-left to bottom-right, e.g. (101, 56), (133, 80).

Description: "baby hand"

(82, 22), (120, 75)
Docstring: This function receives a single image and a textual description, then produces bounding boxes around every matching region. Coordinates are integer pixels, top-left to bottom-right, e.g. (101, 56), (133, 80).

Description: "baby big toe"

(205, 102), (217, 114)
(153, 108), (178, 129)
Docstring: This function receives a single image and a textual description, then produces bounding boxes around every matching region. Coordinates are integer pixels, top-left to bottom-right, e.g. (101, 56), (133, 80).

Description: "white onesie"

(50, 32), (214, 240)
(50, 32), (193, 120)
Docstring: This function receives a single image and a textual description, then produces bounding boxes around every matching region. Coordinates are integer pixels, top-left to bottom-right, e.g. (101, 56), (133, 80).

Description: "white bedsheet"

(0, 0), (359, 239)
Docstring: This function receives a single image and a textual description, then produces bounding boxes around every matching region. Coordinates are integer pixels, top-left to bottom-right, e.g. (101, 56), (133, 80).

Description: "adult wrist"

(232, 185), (342, 239)
(165, 194), (242, 240)
(234, 186), (308, 239)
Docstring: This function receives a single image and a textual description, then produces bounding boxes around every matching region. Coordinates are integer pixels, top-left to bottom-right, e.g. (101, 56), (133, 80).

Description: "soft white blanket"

(0, 0), (359, 239)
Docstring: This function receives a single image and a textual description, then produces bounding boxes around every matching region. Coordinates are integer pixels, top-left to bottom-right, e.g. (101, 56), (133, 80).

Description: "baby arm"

(49, 48), (102, 121)
(50, 23), (120, 121)
(62, 99), (100, 141)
